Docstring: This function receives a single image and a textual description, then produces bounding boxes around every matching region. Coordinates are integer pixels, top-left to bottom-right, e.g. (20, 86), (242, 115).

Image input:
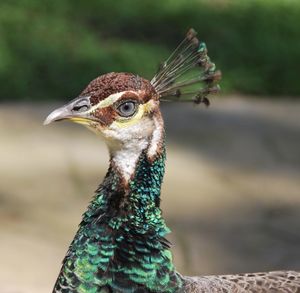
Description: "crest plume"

(151, 28), (221, 105)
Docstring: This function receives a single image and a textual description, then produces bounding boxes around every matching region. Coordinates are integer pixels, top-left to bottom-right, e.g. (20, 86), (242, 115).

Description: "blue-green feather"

(53, 147), (182, 293)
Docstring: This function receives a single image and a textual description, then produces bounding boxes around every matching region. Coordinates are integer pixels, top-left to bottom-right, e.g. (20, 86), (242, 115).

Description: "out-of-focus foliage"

(0, 0), (300, 101)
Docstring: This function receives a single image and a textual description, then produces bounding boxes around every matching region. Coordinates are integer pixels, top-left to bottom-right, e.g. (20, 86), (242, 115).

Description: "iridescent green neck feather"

(53, 143), (182, 293)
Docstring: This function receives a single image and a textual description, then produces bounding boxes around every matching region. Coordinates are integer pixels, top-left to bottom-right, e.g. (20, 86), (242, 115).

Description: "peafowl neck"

(84, 143), (168, 232)
(55, 114), (182, 293)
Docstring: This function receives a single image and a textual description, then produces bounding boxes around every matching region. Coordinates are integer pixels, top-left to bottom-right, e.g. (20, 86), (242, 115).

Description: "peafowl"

(44, 29), (300, 293)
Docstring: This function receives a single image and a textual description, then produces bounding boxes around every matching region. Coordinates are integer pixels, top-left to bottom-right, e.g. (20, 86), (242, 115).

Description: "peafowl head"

(44, 29), (221, 178)
(44, 72), (163, 155)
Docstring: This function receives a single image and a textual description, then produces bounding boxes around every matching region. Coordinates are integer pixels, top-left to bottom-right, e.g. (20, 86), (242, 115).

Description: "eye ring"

(116, 100), (138, 117)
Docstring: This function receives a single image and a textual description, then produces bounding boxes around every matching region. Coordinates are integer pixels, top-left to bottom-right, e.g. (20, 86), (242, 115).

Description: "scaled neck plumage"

(54, 113), (182, 293)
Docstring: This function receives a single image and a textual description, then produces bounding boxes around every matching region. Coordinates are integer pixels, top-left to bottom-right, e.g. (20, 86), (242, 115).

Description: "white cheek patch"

(102, 117), (155, 182)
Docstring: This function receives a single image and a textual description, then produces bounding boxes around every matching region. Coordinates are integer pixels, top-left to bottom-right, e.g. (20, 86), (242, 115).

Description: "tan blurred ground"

(0, 96), (300, 293)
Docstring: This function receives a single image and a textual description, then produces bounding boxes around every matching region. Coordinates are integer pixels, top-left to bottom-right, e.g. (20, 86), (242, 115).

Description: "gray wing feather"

(181, 271), (300, 293)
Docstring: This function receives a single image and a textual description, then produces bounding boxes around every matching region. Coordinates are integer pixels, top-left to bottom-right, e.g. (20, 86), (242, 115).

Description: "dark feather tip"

(191, 37), (200, 47)
(202, 97), (210, 107)
(175, 89), (181, 97)
(203, 70), (222, 83)
(194, 95), (210, 107)
(186, 28), (197, 40)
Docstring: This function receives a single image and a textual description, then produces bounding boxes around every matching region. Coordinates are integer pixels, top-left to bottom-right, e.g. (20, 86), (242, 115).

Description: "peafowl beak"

(43, 97), (93, 126)
(43, 104), (72, 125)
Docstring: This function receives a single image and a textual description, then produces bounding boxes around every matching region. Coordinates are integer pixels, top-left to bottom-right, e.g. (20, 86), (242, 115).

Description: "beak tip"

(43, 106), (70, 126)
(43, 119), (51, 126)
(43, 113), (56, 126)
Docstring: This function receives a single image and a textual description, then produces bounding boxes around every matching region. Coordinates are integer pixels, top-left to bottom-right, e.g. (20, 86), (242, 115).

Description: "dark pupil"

(119, 102), (136, 116)
(123, 104), (131, 111)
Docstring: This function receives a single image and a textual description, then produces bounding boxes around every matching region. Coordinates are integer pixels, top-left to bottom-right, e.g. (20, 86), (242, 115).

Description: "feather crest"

(151, 28), (221, 105)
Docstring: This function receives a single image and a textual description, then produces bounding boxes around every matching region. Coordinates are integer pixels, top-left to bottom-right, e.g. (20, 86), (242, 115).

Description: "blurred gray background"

(0, 1), (300, 292)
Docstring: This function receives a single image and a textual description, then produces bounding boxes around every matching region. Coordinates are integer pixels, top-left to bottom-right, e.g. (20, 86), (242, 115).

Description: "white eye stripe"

(84, 91), (137, 114)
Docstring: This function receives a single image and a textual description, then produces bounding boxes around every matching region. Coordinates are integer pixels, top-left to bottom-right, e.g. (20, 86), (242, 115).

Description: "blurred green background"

(1, 0), (300, 101)
(1, 1), (300, 293)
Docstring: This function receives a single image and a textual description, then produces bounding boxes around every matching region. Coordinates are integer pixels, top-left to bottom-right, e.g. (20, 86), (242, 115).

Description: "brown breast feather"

(181, 271), (300, 292)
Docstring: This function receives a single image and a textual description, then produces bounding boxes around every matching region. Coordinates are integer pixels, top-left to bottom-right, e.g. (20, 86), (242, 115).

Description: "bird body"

(45, 29), (300, 293)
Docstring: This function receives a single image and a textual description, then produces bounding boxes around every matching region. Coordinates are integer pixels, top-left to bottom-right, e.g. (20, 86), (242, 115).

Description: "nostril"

(73, 105), (89, 112)
(72, 97), (90, 113)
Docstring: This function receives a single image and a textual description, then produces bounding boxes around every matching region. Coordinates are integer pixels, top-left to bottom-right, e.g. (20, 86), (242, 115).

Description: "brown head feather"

(80, 72), (157, 105)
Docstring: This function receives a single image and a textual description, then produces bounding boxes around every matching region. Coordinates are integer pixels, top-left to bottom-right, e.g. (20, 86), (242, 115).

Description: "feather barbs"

(151, 28), (221, 106)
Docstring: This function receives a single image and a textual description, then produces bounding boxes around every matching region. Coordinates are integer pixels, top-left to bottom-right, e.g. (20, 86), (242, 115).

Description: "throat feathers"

(108, 112), (165, 182)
